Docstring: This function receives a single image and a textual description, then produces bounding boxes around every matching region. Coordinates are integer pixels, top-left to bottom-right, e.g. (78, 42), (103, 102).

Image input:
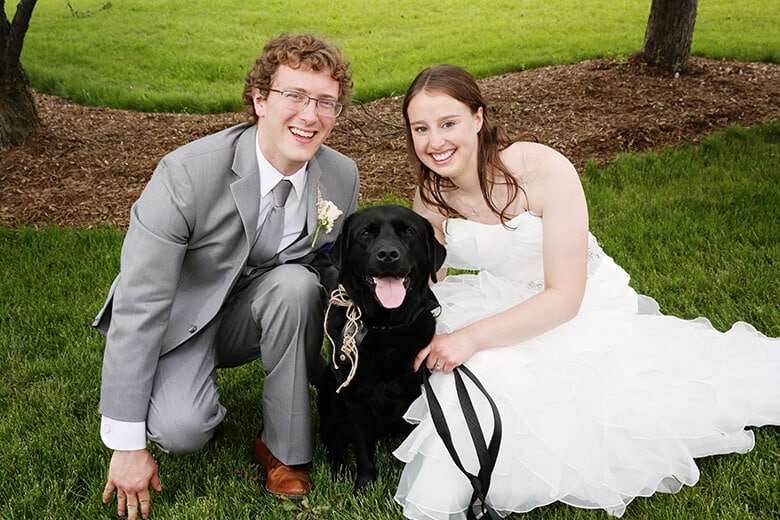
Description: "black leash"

(422, 365), (503, 519)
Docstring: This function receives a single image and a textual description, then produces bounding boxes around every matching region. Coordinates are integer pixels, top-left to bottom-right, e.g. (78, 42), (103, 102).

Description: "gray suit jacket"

(93, 123), (359, 422)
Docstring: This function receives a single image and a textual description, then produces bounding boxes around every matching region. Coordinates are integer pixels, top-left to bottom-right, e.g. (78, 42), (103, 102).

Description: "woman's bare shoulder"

(502, 141), (582, 215)
(503, 141), (574, 169)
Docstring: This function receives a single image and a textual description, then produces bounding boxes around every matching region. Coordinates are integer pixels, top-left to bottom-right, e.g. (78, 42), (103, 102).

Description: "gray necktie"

(248, 179), (293, 267)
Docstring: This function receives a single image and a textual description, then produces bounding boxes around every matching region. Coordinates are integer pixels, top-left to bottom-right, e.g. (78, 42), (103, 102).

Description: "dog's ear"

(327, 234), (343, 271)
(327, 212), (353, 272)
(425, 220), (447, 283)
(322, 231), (347, 293)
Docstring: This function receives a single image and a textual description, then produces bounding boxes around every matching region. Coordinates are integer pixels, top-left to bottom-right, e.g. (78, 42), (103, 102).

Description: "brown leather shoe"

(254, 433), (311, 498)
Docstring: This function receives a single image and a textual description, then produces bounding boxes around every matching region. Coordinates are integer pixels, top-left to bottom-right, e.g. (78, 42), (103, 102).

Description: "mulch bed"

(1, 55), (778, 227)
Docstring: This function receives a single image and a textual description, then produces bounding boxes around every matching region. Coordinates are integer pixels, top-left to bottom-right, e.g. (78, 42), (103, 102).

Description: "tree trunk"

(1, 0), (41, 152)
(0, 70), (41, 151)
(642, 0), (698, 73)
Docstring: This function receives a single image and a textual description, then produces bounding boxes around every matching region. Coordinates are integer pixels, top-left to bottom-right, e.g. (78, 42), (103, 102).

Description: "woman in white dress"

(392, 64), (780, 519)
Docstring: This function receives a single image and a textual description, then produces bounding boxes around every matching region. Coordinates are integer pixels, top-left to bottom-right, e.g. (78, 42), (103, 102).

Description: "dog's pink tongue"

(374, 277), (406, 308)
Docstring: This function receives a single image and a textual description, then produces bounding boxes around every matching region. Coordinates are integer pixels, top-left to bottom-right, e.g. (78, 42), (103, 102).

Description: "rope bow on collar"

(324, 284), (366, 394)
(324, 283), (439, 394)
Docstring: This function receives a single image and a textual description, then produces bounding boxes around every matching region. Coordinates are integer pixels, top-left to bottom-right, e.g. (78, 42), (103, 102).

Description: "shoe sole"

(266, 486), (308, 500)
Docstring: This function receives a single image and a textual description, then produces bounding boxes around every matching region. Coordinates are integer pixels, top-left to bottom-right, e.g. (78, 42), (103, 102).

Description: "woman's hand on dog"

(414, 330), (479, 374)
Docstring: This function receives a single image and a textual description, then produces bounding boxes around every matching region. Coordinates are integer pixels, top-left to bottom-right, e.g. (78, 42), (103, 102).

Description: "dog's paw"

(353, 471), (377, 494)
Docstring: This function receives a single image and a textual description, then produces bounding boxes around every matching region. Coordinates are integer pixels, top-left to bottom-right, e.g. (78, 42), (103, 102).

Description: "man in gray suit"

(94, 33), (359, 519)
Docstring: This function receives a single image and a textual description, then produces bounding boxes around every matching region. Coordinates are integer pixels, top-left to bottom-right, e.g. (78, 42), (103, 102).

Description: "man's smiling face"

(253, 64), (340, 174)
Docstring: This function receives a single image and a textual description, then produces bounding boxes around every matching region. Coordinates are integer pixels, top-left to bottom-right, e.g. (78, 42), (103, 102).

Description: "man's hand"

(102, 448), (162, 520)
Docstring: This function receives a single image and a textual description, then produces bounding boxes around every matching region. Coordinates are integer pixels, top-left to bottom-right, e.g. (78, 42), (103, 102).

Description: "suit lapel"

(230, 126), (261, 248)
(305, 157), (324, 235)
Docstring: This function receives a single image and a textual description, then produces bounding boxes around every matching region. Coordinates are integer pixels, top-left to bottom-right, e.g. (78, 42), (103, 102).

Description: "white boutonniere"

(311, 187), (343, 248)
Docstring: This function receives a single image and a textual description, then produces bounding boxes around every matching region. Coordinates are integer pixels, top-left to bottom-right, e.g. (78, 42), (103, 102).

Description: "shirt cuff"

(100, 416), (147, 451)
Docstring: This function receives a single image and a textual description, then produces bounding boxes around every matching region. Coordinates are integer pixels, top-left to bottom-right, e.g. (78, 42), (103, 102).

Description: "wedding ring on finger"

(435, 364), (443, 370)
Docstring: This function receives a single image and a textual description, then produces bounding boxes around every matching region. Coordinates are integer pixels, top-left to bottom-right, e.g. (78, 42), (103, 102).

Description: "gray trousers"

(145, 264), (325, 466)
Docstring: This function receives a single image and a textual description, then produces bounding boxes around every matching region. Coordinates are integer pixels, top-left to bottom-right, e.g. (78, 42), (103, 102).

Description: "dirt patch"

(1, 55), (778, 227)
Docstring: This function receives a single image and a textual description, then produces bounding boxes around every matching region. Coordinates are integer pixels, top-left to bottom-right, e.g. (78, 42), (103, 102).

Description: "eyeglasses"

(268, 88), (343, 117)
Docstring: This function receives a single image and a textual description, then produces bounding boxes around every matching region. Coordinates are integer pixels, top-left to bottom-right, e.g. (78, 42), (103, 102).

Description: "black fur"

(317, 205), (446, 492)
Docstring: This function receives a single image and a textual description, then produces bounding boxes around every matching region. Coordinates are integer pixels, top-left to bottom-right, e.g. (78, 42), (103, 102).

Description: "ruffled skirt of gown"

(393, 254), (780, 519)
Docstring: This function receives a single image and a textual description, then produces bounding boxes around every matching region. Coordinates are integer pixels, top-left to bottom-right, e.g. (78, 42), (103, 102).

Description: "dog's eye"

(399, 226), (415, 236)
(358, 222), (382, 238)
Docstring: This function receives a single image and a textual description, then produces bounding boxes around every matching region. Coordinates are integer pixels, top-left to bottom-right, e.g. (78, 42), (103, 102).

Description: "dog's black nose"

(376, 245), (400, 263)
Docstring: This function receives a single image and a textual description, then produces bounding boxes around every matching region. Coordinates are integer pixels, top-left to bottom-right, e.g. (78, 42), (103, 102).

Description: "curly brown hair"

(242, 33), (353, 123)
(403, 64), (526, 224)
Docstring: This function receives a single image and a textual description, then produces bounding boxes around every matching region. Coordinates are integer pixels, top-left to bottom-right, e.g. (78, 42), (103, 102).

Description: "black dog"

(316, 205), (446, 492)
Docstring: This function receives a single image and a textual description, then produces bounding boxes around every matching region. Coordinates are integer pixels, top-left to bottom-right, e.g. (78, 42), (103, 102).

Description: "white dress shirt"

(254, 142), (308, 252)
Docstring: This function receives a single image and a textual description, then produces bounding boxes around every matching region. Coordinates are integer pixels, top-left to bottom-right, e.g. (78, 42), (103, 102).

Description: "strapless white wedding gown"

(394, 212), (779, 519)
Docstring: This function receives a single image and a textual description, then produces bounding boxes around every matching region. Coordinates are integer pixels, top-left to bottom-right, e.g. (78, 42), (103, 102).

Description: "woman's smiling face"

(406, 91), (483, 182)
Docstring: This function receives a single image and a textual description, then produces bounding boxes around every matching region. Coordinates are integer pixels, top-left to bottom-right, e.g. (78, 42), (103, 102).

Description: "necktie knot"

(273, 179), (293, 208)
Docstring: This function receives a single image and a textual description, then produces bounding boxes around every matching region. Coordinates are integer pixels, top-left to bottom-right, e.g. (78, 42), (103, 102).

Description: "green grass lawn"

(2, 1), (779, 517)
(18, 0), (780, 112)
(1, 121), (778, 519)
